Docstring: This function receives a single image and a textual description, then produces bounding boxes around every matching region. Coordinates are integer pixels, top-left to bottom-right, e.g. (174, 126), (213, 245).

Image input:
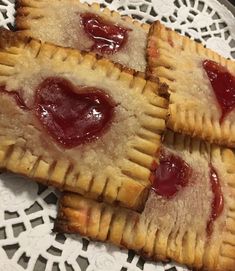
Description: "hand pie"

(147, 21), (235, 147)
(55, 130), (235, 271)
(0, 29), (168, 210)
(16, 0), (149, 72)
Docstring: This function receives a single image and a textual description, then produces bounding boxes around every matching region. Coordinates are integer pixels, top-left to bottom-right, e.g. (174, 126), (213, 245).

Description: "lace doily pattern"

(0, 0), (15, 30)
(0, 0), (235, 271)
(0, 174), (188, 271)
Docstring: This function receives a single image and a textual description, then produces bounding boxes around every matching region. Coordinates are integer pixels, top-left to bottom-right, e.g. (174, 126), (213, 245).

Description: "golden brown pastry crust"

(55, 131), (235, 271)
(147, 21), (235, 148)
(15, 0), (150, 72)
(16, 0), (150, 30)
(0, 29), (168, 211)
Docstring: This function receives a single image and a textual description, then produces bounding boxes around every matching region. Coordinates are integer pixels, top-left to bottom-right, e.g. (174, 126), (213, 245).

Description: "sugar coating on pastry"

(147, 21), (235, 147)
(0, 29), (168, 210)
(16, 0), (149, 72)
(55, 131), (235, 271)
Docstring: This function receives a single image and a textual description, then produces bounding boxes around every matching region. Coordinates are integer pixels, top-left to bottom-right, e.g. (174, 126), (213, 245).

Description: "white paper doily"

(0, 0), (234, 270)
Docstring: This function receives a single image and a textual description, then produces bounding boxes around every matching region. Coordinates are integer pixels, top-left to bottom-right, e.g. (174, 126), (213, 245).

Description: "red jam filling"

(0, 86), (28, 110)
(151, 150), (192, 198)
(80, 13), (130, 54)
(207, 165), (224, 236)
(203, 59), (235, 122)
(34, 77), (115, 148)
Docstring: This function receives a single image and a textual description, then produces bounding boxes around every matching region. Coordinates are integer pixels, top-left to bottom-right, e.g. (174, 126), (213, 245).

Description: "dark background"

(228, 0), (235, 6)
(221, 0), (235, 13)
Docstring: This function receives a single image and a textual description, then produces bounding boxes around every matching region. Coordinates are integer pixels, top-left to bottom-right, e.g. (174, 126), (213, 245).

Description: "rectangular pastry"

(16, 0), (149, 72)
(147, 21), (235, 147)
(0, 29), (168, 210)
(55, 130), (235, 271)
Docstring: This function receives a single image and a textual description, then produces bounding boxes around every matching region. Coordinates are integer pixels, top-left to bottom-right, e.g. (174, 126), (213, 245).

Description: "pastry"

(147, 21), (235, 147)
(55, 130), (235, 271)
(16, 0), (149, 72)
(0, 29), (168, 210)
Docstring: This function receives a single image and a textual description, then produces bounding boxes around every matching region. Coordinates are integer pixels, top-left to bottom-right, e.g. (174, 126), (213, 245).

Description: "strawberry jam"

(0, 86), (28, 110)
(203, 60), (235, 122)
(34, 77), (115, 148)
(207, 165), (224, 236)
(151, 150), (192, 198)
(80, 13), (129, 54)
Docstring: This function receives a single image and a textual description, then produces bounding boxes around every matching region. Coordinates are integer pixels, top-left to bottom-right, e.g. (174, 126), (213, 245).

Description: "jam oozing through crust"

(34, 77), (115, 148)
(207, 165), (224, 236)
(203, 59), (235, 122)
(0, 86), (28, 110)
(80, 13), (130, 54)
(151, 150), (192, 198)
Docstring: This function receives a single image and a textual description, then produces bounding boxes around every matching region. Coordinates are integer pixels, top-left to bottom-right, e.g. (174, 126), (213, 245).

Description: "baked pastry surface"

(147, 21), (235, 147)
(16, 0), (149, 72)
(55, 130), (235, 271)
(0, 29), (168, 210)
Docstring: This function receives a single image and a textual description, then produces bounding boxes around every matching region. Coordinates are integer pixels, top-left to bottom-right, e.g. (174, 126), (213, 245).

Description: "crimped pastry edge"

(15, 0), (150, 35)
(0, 28), (169, 211)
(146, 21), (235, 148)
(54, 131), (235, 271)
